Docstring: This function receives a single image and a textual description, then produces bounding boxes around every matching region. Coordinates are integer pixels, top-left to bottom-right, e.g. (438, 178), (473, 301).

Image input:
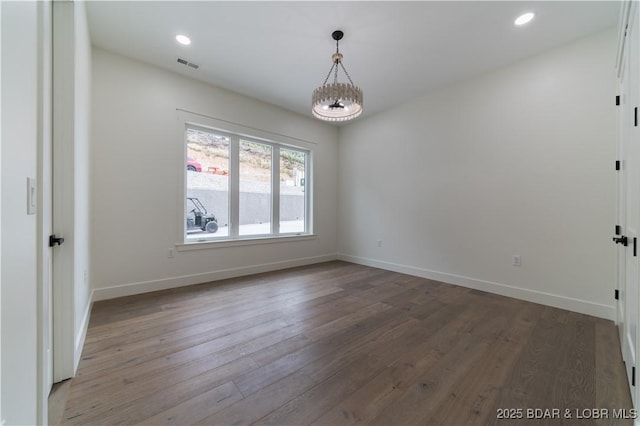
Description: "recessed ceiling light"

(514, 12), (535, 26)
(176, 34), (191, 45)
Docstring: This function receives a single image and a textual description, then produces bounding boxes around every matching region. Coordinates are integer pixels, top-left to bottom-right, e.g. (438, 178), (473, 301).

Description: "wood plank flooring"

(57, 261), (632, 425)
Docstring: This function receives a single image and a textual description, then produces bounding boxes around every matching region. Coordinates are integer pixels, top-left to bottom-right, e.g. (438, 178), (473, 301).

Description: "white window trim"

(175, 234), (317, 252)
(177, 109), (314, 246)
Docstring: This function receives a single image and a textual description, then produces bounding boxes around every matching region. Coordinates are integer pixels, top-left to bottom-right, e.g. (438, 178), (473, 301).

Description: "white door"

(52, 0), (76, 383)
(37, 1), (54, 423)
(629, 9), (640, 405)
(617, 1), (640, 405)
(617, 34), (628, 344)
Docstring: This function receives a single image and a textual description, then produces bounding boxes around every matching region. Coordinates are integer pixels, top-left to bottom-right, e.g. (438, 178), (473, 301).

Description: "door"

(628, 9), (640, 405)
(617, 34), (628, 343)
(37, 0), (54, 423)
(52, 0), (77, 383)
(616, 1), (639, 406)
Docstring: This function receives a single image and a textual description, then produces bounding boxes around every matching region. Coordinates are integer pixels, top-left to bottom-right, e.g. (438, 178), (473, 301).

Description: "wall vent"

(177, 57), (199, 70)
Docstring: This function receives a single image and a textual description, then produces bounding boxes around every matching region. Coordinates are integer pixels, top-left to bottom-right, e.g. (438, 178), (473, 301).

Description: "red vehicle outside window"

(187, 156), (202, 172)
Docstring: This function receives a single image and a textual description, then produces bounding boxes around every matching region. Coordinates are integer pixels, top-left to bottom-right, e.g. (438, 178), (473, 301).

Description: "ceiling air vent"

(177, 57), (199, 70)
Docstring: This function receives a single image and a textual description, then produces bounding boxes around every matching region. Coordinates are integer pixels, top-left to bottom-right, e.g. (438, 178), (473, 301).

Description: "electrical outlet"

(512, 255), (521, 267)
(168, 248), (175, 258)
(376, 240), (383, 248)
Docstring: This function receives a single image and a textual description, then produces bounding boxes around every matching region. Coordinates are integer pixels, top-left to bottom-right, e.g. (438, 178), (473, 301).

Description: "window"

(184, 121), (311, 244)
(186, 128), (230, 239)
(280, 148), (307, 234)
(239, 140), (272, 236)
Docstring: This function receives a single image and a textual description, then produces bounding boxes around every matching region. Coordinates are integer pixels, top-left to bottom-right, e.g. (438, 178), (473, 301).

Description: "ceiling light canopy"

(176, 34), (191, 45)
(312, 30), (363, 122)
(514, 12), (535, 26)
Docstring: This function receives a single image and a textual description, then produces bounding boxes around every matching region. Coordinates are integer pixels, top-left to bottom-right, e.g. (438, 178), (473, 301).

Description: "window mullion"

(272, 146), (280, 235)
(305, 150), (312, 234)
(229, 135), (240, 238)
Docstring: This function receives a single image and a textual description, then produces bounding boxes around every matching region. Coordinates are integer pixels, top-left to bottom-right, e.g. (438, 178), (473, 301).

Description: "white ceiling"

(86, 1), (621, 124)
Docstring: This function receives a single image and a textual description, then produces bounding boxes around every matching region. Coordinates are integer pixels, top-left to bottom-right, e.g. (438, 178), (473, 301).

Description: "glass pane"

(239, 140), (272, 236)
(186, 128), (230, 240)
(280, 148), (306, 234)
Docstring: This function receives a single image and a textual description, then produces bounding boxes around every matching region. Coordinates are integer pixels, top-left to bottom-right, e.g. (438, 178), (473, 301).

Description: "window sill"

(176, 234), (317, 252)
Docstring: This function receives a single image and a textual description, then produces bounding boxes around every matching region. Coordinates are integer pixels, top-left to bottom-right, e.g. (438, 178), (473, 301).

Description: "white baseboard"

(91, 252), (615, 320)
(92, 254), (338, 301)
(337, 254), (615, 321)
(73, 296), (92, 374)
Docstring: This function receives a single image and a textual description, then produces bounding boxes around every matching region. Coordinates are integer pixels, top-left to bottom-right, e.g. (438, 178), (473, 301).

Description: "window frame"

(177, 111), (314, 249)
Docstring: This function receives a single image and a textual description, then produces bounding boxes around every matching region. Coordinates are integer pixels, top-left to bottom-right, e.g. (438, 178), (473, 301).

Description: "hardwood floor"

(57, 261), (632, 425)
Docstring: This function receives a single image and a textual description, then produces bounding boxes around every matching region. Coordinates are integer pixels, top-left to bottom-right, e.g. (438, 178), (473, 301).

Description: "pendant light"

(312, 30), (363, 122)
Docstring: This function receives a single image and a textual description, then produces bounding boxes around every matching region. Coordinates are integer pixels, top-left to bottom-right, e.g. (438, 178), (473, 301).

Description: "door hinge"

(633, 366), (636, 386)
(635, 107), (638, 127)
(615, 289), (620, 300)
(616, 225), (622, 235)
(634, 237), (637, 256)
(617, 95), (621, 106)
(616, 160), (621, 171)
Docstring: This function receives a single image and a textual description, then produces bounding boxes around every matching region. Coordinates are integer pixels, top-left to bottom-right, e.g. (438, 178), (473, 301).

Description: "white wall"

(91, 49), (338, 299)
(338, 29), (617, 319)
(1, 1), (39, 423)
